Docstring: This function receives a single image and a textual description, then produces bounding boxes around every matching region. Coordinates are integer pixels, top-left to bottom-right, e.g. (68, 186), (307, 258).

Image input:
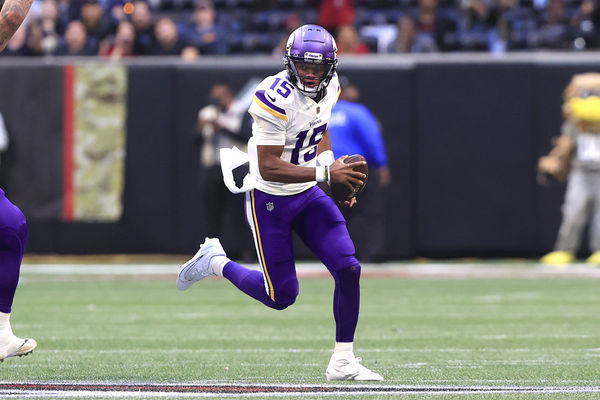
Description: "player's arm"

(317, 128), (333, 156)
(257, 143), (365, 189)
(0, 0), (33, 52)
(257, 145), (319, 183)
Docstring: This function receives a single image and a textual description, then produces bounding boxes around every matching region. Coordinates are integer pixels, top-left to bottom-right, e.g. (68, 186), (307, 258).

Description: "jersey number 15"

(290, 123), (327, 165)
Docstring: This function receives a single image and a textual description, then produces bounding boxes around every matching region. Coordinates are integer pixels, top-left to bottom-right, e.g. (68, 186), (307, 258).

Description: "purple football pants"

(223, 185), (361, 342)
(0, 189), (28, 313)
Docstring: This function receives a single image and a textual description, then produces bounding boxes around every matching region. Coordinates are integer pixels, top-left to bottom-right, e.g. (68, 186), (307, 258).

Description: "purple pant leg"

(293, 187), (361, 342)
(0, 190), (28, 313)
(223, 189), (300, 309)
(224, 186), (362, 342)
(293, 187), (358, 270)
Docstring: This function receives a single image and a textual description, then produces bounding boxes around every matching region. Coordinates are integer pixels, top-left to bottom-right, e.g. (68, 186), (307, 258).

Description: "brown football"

(330, 154), (368, 202)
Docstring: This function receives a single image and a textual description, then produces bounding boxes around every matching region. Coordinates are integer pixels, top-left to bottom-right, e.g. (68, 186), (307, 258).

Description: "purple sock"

(331, 264), (361, 342)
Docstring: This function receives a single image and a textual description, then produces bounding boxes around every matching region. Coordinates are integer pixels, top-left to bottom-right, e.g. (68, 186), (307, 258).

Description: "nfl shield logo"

(266, 202), (274, 211)
(316, 106), (320, 114)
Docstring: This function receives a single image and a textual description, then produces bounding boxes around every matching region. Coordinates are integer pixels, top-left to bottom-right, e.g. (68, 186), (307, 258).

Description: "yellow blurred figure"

(540, 250), (575, 266)
(538, 73), (600, 266)
(586, 251), (600, 265)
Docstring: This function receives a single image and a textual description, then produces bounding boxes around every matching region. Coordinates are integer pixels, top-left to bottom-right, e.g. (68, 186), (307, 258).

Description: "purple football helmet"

(284, 24), (338, 96)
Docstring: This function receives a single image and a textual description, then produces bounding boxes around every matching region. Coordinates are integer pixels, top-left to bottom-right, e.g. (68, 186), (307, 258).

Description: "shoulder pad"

(253, 89), (289, 121)
(252, 76), (295, 122)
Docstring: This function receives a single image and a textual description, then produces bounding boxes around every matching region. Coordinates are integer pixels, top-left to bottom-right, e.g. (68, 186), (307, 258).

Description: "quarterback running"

(177, 24), (383, 381)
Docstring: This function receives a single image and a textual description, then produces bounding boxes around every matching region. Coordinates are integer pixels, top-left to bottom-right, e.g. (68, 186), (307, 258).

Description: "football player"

(0, 0), (37, 361)
(177, 24), (383, 381)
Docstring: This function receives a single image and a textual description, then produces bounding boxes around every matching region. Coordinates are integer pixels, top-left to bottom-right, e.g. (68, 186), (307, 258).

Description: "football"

(330, 154), (368, 202)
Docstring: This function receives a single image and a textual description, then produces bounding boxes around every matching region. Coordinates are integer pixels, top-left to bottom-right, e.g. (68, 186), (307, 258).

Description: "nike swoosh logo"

(266, 93), (276, 102)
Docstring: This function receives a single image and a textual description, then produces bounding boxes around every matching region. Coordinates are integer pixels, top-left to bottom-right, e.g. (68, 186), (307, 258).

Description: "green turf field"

(1, 264), (599, 399)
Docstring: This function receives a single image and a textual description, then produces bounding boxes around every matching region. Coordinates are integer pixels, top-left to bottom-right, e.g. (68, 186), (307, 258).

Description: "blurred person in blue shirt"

(178, 0), (228, 55)
(328, 77), (391, 262)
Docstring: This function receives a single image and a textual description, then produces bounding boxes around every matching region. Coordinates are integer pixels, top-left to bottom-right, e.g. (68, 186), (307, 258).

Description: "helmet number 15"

(290, 123), (327, 165)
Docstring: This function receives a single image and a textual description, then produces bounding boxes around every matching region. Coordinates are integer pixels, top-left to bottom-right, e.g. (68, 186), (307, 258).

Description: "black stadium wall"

(0, 56), (597, 259)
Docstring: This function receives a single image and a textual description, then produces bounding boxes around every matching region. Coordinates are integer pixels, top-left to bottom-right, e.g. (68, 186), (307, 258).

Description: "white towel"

(219, 146), (255, 194)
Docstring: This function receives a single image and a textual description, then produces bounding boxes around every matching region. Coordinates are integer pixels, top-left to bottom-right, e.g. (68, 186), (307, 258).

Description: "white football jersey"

(247, 70), (340, 196)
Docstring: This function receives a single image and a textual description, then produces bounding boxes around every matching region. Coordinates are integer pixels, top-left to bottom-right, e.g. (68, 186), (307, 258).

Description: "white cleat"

(0, 335), (37, 362)
(176, 237), (226, 291)
(325, 353), (384, 381)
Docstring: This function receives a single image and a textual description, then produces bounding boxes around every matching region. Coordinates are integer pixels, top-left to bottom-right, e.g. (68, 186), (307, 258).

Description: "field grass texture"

(1, 264), (599, 399)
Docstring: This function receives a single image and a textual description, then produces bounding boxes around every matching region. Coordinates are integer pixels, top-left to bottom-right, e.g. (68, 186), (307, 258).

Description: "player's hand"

(339, 197), (358, 208)
(330, 156), (366, 191)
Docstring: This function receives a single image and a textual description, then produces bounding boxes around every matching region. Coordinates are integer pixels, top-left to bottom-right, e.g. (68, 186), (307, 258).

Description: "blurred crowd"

(2, 0), (599, 58)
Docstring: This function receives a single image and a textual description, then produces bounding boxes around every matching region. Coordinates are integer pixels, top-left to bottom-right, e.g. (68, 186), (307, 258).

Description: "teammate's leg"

(0, 192), (36, 361)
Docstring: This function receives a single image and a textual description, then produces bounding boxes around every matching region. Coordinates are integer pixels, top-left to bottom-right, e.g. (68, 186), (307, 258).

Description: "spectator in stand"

(318, 0), (355, 33)
(484, 0), (536, 52)
(411, 0), (459, 51)
(99, 19), (135, 58)
(460, 0), (493, 51)
(569, 0), (600, 49)
(335, 24), (370, 54)
(178, 0), (228, 55)
(54, 20), (97, 55)
(79, 0), (115, 50)
(459, 0), (529, 52)
(149, 16), (189, 56)
(387, 15), (438, 52)
(131, 0), (154, 55)
(36, 0), (66, 55)
(533, 0), (571, 49)
(23, 17), (44, 55)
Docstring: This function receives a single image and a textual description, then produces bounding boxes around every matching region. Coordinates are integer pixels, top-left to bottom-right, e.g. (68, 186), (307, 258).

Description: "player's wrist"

(315, 165), (329, 183)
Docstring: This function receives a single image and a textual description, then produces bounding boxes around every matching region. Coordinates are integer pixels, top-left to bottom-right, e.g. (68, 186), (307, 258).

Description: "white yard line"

(29, 347), (600, 353)
(18, 263), (600, 278)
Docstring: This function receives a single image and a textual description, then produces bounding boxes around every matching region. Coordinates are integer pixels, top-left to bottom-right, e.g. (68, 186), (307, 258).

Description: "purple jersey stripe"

(255, 90), (287, 115)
